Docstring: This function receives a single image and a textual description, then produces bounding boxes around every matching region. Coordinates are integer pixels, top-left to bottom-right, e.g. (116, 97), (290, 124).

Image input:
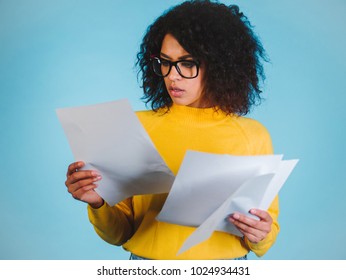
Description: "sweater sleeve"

(241, 118), (281, 256)
(87, 198), (134, 246)
(244, 195), (280, 257)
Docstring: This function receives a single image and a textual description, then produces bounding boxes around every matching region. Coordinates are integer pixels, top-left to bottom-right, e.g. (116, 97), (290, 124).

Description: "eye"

(160, 58), (171, 67)
(180, 61), (196, 68)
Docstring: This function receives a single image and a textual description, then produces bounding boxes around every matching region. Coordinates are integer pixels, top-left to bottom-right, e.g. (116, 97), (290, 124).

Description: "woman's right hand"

(65, 161), (104, 209)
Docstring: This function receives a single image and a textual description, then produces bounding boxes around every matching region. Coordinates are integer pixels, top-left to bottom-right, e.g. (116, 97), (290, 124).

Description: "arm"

(65, 161), (135, 245)
(230, 120), (280, 256)
(229, 195), (280, 257)
(87, 198), (135, 246)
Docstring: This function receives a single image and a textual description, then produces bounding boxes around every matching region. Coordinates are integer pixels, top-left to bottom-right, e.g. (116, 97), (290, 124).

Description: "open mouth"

(169, 86), (184, 97)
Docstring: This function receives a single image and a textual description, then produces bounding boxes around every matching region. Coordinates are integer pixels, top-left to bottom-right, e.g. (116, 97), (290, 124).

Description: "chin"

(171, 99), (189, 106)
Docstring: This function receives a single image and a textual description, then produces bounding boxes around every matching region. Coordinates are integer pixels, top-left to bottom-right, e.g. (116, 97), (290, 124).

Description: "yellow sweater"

(88, 104), (279, 259)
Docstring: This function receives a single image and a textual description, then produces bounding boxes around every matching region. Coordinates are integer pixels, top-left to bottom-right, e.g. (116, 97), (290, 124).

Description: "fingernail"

(91, 171), (99, 176)
(233, 213), (240, 219)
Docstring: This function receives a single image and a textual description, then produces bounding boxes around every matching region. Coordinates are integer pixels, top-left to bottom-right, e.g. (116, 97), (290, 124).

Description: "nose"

(168, 65), (182, 81)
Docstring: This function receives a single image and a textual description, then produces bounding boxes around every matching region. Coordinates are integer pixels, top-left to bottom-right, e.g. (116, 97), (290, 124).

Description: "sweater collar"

(164, 104), (230, 124)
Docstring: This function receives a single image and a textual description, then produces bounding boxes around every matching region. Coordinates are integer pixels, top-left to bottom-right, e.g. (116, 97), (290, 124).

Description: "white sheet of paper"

(56, 99), (175, 206)
(158, 151), (283, 226)
(177, 173), (275, 255)
(156, 150), (298, 255)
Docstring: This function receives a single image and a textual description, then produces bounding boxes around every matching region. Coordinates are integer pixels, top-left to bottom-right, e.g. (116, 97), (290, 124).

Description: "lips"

(169, 86), (184, 97)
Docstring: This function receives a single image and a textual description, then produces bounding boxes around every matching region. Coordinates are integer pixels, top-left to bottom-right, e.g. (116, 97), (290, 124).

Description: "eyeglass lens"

(152, 58), (198, 78)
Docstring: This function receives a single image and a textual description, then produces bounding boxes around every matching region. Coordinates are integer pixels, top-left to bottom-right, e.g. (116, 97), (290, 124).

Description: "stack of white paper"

(156, 150), (298, 254)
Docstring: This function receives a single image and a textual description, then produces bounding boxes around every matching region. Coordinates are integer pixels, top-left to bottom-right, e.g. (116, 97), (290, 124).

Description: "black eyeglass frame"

(150, 55), (200, 79)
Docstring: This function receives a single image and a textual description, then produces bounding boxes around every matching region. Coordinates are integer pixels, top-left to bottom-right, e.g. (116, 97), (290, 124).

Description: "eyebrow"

(160, 52), (194, 60)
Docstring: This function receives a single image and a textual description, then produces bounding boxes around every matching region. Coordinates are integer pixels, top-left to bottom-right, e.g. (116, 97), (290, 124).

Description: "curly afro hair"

(136, 0), (268, 115)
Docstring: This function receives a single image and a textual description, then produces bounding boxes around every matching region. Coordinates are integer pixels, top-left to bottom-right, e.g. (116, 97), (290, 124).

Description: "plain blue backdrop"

(1, 0), (345, 260)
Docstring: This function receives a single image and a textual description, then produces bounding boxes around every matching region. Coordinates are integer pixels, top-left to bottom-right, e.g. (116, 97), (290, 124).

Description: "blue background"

(1, 0), (345, 260)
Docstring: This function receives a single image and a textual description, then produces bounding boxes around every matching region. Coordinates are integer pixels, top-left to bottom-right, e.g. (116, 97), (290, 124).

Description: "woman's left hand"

(229, 209), (273, 244)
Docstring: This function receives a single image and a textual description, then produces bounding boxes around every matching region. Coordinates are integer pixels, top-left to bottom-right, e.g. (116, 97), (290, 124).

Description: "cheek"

(194, 69), (205, 93)
(163, 77), (170, 89)
(192, 78), (205, 95)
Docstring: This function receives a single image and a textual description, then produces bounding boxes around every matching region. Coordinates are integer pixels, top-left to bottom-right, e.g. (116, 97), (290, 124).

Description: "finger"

(231, 213), (260, 228)
(230, 215), (258, 234)
(70, 183), (98, 201)
(231, 219), (267, 243)
(68, 176), (101, 193)
(66, 170), (100, 185)
(66, 161), (85, 177)
(249, 209), (272, 222)
(236, 221), (262, 237)
(230, 213), (270, 234)
(240, 229), (264, 244)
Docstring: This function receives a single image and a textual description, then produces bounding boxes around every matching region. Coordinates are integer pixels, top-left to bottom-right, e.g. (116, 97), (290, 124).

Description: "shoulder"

(233, 116), (270, 136)
(232, 116), (273, 155)
(135, 109), (166, 131)
(135, 109), (160, 125)
(135, 109), (157, 120)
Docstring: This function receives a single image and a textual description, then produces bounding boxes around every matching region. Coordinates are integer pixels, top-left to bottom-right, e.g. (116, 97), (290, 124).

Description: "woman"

(65, 0), (279, 260)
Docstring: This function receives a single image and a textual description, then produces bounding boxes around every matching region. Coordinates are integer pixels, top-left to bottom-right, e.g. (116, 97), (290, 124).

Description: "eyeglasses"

(151, 56), (199, 79)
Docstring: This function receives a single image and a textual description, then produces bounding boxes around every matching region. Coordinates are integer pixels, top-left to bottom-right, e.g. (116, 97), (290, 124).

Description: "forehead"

(160, 34), (190, 58)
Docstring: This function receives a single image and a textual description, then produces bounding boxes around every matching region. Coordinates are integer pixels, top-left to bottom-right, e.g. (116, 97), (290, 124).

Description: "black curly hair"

(136, 0), (268, 115)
